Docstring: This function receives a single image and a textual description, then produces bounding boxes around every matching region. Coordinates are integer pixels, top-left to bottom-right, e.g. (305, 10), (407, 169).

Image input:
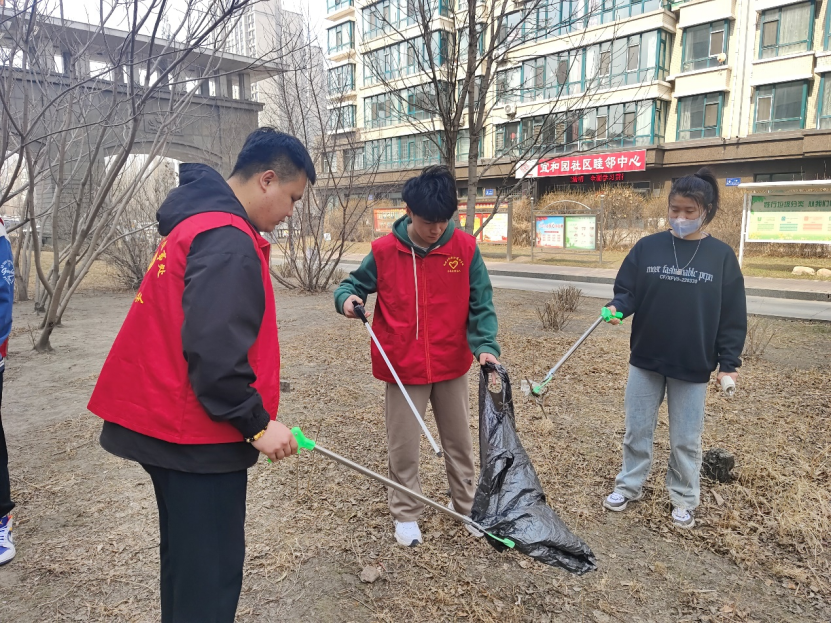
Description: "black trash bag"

(471, 364), (597, 575)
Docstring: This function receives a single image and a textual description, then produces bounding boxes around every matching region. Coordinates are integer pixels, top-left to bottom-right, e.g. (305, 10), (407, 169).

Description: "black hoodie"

(608, 230), (747, 383)
(100, 164), (271, 473)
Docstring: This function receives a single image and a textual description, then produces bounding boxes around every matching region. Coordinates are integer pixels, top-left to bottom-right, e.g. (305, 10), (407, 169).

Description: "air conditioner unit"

(504, 103), (517, 117)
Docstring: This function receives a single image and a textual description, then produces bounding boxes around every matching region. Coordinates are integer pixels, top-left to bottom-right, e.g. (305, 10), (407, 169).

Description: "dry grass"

(2, 288), (829, 621)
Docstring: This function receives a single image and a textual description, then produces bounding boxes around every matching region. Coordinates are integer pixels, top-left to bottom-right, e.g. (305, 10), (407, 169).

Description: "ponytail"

(669, 167), (720, 225)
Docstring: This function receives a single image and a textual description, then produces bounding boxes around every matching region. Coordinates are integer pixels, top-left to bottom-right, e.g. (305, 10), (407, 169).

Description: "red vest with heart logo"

(370, 228), (476, 385)
(88, 212), (280, 444)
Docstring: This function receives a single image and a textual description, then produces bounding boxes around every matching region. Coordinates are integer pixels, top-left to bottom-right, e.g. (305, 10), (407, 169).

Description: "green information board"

(564, 215), (597, 250)
(747, 194), (831, 243)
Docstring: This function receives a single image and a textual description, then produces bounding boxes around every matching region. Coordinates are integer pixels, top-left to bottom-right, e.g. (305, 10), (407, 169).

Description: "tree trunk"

(464, 9), (479, 235)
(13, 229), (31, 302)
(34, 319), (55, 352)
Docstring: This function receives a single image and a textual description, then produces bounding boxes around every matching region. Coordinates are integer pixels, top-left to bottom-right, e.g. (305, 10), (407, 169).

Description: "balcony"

(676, 0), (736, 28)
(816, 52), (831, 75)
(326, 0), (355, 22)
(750, 51), (815, 87)
(668, 65), (732, 98)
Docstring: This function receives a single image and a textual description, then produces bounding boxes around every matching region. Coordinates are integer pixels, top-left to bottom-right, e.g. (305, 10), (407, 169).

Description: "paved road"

(337, 263), (831, 321)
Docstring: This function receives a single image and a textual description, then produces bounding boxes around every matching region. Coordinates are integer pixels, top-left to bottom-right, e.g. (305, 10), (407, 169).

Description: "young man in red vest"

(88, 128), (314, 622)
(335, 165), (500, 547)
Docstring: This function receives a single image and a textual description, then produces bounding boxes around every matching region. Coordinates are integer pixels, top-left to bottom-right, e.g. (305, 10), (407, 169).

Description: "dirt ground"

(1, 285), (829, 622)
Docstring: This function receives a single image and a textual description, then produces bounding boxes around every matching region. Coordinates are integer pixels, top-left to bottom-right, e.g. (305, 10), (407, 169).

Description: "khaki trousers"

(385, 373), (476, 521)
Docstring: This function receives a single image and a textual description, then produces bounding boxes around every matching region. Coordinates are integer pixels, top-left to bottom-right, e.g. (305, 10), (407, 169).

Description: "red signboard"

(569, 173), (626, 184)
(522, 150), (646, 177)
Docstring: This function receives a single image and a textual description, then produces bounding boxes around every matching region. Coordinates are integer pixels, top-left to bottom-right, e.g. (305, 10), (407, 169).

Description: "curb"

(485, 268), (831, 302)
(337, 260), (831, 302)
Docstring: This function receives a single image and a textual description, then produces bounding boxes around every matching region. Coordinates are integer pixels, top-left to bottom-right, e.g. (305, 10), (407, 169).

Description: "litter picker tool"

(290, 427), (515, 549)
(528, 307), (622, 397)
(352, 303), (442, 458)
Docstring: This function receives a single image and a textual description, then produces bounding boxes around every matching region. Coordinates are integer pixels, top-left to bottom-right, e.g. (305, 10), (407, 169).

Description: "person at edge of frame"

(334, 165), (501, 548)
(601, 167), (747, 530)
(0, 215), (15, 566)
(88, 128), (315, 622)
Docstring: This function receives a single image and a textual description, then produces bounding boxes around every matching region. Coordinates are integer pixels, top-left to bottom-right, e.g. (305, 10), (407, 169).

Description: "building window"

(328, 105), (356, 132)
(327, 21), (354, 54)
(819, 76), (831, 129)
(677, 93), (722, 140)
(497, 29), (670, 104)
(494, 100), (665, 158)
(754, 81), (807, 132)
(759, 2), (813, 59)
(581, 100), (664, 150)
(343, 147), (364, 171)
(364, 92), (398, 128)
(362, 35), (430, 86)
(322, 154), (337, 174)
(682, 21), (728, 72)
(362, 0), (441, 41)
(327, 0), (354, 12)
(364, 133), (443, 171)
(328, 64), (355, 95)
(585, 30), (671, 90)
(754, 172), (802, 182)
(825, 4), (831, 51)
(456, 129), (483, 162)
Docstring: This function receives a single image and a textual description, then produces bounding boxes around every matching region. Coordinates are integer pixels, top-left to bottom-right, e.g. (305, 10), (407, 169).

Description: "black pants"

(142, 464), (247, 623)
(0, 370), (13, 518)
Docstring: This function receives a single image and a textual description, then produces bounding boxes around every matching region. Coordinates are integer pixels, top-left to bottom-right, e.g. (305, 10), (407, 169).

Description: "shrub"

(537, 285), (583, 331)
(743, 315), (775, 359)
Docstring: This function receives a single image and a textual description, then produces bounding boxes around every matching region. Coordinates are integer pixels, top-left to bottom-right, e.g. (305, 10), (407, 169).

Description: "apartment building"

(226, 0), (320, 129)
(326, 0), (831, 198)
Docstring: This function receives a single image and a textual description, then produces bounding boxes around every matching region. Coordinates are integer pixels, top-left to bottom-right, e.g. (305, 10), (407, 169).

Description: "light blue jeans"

(614, 365), (708, 510)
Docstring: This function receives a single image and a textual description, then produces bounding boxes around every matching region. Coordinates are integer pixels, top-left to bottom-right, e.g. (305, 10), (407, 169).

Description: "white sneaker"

(393, 520), (422, 547)
(603, 490), (644, 512)
(671, 507), (695, 529)
(448, 501), (483, 538)
(0, 514), (15, 565)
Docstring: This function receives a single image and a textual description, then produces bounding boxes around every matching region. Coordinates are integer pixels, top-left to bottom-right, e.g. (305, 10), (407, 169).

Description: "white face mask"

(669, 215), (704, 238)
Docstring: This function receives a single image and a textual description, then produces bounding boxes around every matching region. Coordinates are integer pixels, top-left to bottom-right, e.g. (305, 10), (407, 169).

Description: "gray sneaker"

(603, 490), (644, 512)
(671, 507), (695, 529)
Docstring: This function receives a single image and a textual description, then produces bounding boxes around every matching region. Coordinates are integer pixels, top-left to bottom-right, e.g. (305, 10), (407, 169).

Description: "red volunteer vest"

(88, 212), (280, 444)
(371, 228), (476, 385)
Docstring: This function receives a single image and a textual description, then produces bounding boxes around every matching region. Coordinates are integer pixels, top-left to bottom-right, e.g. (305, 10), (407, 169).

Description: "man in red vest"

(88, 128), (314, 622)
(334, 165), (500, 547)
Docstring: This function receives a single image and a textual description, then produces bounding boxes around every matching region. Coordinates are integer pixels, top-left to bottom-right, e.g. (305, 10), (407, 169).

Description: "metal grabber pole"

(290, 427), (515, 548)
(353, 303), (443, 458)
(531, 307), (622, 397)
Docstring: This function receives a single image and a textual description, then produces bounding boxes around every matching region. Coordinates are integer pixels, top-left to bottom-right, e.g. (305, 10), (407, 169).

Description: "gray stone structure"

(0, 11), (274, 241)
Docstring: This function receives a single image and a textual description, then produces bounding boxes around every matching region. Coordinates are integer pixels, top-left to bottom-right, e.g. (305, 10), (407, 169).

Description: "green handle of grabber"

(292, 427), (316, 453)
(601, 307), (623, 324)
(266, 427), (316, 463)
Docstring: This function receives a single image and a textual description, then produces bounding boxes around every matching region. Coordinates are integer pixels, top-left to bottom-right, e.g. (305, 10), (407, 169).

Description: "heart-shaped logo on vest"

(444, 256), (464, 273)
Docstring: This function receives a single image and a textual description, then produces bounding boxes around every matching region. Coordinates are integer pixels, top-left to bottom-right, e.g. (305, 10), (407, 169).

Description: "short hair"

(401, 165), (457, 222)
(231, 127), (316, 184)
(669, 167), (720, 225)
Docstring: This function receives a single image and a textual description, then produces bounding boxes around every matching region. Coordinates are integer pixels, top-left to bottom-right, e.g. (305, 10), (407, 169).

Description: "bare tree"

(0, 0), (304, 351)
(104, 156), (176, 289)
(266, 11), (383, 292)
